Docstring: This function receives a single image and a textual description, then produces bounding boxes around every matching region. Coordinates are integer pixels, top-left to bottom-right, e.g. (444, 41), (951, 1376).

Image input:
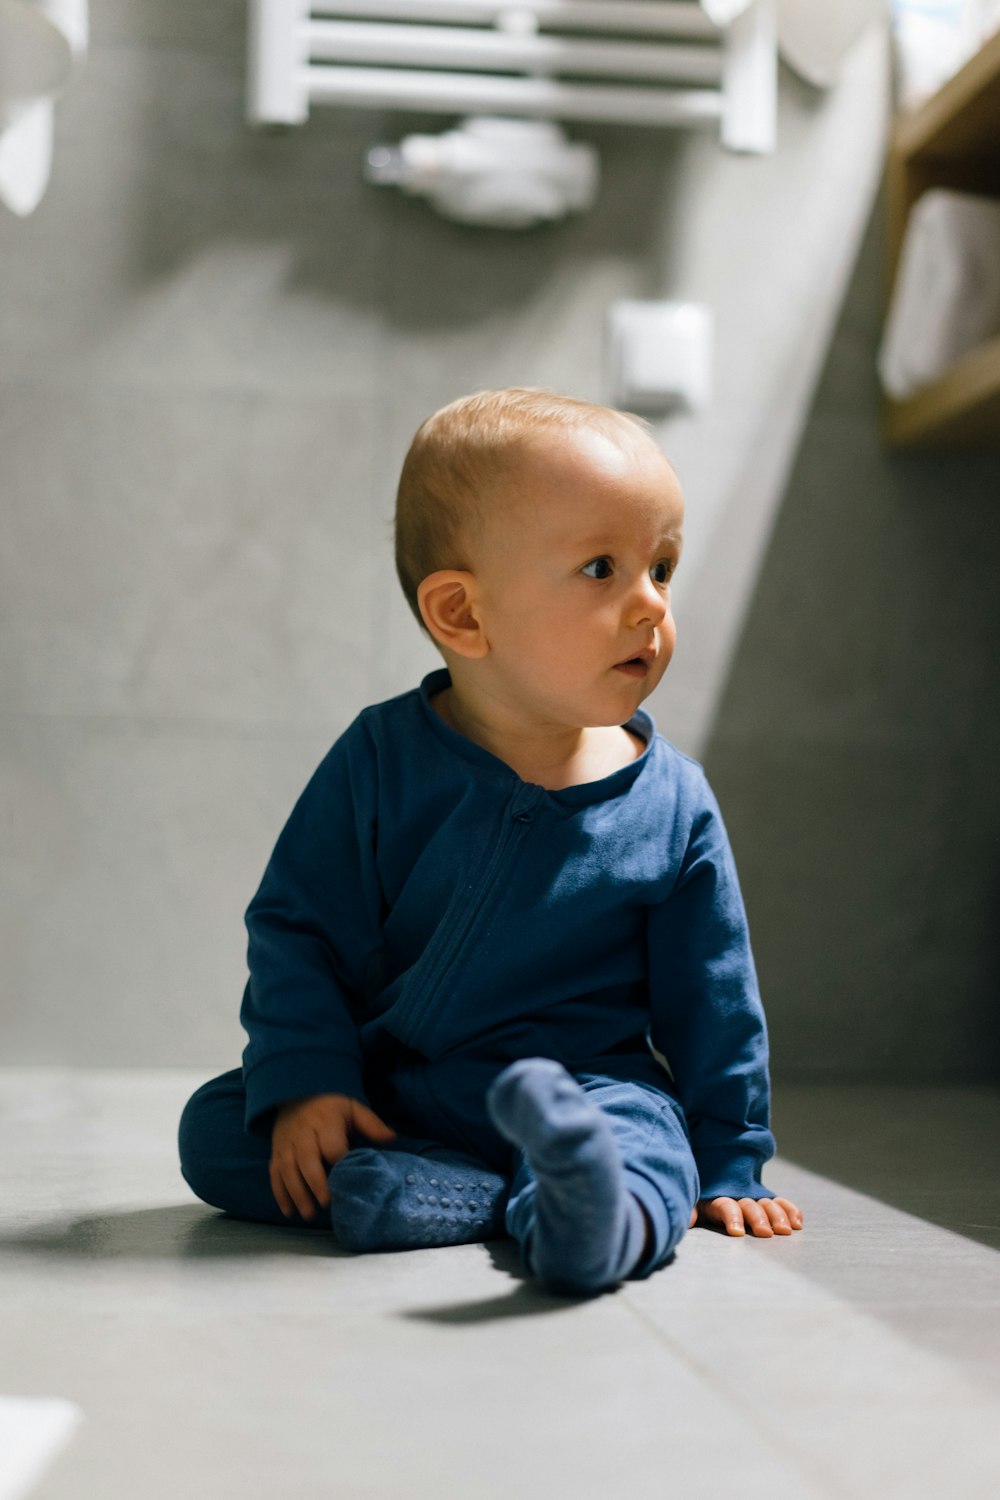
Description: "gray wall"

(1, 3), (895, 1069)
(705, 201), (1000, 1085)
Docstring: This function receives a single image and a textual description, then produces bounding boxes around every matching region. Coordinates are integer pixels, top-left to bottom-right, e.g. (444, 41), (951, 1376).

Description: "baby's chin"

(606, 665), (665, 702)
(581, 705), (652, 730)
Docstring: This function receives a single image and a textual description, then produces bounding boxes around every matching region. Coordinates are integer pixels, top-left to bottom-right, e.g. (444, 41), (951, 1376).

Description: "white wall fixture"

(248, 0), (778, 154)
(0, 0), (87, 216)
(607, 300), (714, 414)
(364, 116), (598, 228)
(701, 0), (755, 21)
(776, 0), (886, 87)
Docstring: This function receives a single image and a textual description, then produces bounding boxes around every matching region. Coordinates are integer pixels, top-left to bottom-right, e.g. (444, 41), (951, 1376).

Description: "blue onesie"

(179, 668), (777, 1275)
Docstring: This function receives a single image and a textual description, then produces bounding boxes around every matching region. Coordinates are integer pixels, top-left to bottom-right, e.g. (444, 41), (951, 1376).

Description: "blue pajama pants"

(178, 1066), (701, 1276)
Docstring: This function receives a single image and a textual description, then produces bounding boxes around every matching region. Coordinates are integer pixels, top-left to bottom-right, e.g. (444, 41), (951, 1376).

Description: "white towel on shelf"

(0, 0), (88, 216)
(878, 189), (1000, 399)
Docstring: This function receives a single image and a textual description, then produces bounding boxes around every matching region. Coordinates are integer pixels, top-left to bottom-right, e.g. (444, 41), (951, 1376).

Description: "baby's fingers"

(270, 1138), (331, 1220)
(746, 1197), (804, 1236)
(758, 1198), (793, 1234)
(350, 1101), (396, 1146)
(738, 1198), (775, 1237)
(770, 1197), (804, 1231)
(698, 1197), (745, 1235)
(299, 1142), (333, 1214)
(696, 1195), (804, 1238)
(269, 1154), (319, 1221)
(269, 1161), (297, 1219)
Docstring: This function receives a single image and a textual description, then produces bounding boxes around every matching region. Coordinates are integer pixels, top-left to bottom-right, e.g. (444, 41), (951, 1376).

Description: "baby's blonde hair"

(394, 387), (652, 627)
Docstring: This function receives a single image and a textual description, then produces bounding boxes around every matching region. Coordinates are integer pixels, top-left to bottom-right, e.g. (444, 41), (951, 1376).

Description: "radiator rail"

(248, 0), (776, 152)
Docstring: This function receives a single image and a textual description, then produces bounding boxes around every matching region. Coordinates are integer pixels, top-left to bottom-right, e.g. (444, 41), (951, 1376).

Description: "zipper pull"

(510, 786), (543, 822)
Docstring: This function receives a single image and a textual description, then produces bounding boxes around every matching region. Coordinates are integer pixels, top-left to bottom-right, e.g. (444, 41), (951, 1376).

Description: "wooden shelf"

(883, 27), (1000, 448)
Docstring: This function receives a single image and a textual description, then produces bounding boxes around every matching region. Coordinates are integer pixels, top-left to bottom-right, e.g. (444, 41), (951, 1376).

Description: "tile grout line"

(617, 1290), (839, 1500)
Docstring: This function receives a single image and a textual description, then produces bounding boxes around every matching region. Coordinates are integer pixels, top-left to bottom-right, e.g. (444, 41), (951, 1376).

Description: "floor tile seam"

(616, 1295), (840, 1500)
(623, 1287), (1000, 1311)
(812, 1296), (1000, 1311)
(627, 1276), (1000, 1412)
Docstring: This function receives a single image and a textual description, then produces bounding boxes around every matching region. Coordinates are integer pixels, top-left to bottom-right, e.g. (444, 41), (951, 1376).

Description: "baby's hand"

(689, 1196), (803, 1237)
(270, 1093), (395, 1222)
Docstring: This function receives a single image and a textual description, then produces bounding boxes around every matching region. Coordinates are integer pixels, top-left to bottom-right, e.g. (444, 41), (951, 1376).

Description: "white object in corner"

(0, 0), (88, 216)
(607, 301), (714, 415)
(878, 189), (1000, 398)
(701, 0), (755, 22)
(776, 0), (887, 87)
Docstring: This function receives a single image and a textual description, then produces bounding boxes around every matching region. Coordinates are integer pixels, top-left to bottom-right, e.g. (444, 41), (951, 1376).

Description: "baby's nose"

(626, 576), (668, 624)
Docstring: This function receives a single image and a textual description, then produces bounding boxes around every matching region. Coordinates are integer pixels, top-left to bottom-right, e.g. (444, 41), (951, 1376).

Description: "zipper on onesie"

(398, 784), (543, 1048)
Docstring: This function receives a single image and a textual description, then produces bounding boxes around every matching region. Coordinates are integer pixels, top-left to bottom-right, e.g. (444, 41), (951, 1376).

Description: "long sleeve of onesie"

(646, 769), (775, 1201)
(239, 724), (383, 1137)
(237, 672), (778, 1197)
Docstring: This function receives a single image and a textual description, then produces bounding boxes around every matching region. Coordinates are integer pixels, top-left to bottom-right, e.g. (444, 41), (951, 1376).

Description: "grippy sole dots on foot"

(328, 1152), (506, 1253)
(405, 1170), (498, 1218)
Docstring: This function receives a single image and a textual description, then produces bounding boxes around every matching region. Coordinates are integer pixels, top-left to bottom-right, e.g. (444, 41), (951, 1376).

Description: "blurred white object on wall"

(364, 116), (598, 230)
(0, 0), (87, 215)
(776, 0), (888, 86)
(878, 189), (1000, 397)
(607, 301), (714, 415)
(701, 0), (757, 21)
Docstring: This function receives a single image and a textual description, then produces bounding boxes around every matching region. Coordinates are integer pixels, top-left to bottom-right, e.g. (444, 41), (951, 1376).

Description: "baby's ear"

(417, 571), (488, 659)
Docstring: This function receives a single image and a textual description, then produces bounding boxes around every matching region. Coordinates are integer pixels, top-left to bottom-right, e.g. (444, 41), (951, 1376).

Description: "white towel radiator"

(248, 0), (777, 153)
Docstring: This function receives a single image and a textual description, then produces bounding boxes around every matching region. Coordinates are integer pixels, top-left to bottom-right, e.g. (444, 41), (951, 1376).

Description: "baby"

(179, 387), (802, 1296)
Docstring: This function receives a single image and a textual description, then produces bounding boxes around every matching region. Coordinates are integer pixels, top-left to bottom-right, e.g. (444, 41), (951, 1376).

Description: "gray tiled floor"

(1, 1070), (998, 1499)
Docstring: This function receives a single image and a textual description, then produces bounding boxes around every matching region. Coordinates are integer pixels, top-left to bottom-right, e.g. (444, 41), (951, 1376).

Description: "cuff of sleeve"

(243, 1050), (367, 1138)
(694, 1148), (774, 1202)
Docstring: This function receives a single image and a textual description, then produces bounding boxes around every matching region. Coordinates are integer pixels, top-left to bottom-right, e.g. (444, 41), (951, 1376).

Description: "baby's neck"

(432, 688), (643, 790)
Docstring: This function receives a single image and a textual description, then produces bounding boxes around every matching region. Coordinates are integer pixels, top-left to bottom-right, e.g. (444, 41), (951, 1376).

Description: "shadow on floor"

(0, 1204), (341, 1260)
(397, 1239), (592, 1324)
(2, 1202), (595, 1322)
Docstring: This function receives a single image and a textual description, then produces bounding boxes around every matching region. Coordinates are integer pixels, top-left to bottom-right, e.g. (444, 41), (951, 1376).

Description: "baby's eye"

(650, 560), (674, 585)
(581, 557), (614, 580)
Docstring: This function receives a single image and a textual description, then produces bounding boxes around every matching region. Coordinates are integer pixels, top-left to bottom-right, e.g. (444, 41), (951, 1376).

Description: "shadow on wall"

(703, 191), (1000, 1087)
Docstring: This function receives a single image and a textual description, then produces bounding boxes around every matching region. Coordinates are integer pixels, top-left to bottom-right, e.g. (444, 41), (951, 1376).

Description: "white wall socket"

(607, 299), (713, 414)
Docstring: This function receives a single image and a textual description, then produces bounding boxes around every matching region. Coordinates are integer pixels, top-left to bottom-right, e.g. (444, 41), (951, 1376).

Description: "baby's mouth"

(613, 655), (652, 679)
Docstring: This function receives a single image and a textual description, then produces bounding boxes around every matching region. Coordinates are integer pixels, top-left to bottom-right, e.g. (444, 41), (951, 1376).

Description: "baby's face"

(469, 426), (684, 730)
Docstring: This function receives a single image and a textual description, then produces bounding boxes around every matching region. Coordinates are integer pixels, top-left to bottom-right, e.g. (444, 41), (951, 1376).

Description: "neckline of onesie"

(416, 668), (655, 808)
